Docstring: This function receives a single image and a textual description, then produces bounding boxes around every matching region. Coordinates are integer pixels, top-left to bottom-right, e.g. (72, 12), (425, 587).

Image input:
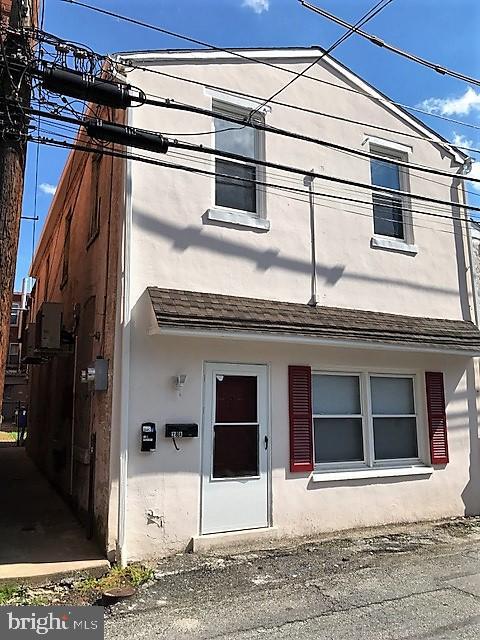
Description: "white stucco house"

(29, 48), (480, 564)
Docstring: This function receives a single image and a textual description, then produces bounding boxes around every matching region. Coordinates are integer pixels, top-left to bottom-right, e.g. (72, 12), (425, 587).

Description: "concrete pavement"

(0, 445), (109, 582)
(105, 519), (480, 639)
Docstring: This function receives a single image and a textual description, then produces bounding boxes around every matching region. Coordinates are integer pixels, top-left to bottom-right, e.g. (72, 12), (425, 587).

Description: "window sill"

(311, 465), (433, 483)
(371, 236), (418, 255)
(205, 208), (270, 231)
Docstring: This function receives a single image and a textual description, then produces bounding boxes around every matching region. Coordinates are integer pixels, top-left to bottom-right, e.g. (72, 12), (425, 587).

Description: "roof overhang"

(148, 325), (479, 356)
(147, 288), (480, 357)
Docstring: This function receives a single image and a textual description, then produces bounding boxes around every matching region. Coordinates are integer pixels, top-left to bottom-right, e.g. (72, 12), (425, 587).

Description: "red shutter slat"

(289, 365), (313, 472)
(425, 371), (449, 465)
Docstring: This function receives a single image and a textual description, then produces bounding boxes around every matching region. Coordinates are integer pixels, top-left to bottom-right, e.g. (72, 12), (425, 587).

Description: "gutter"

(148, 325), (480, 357)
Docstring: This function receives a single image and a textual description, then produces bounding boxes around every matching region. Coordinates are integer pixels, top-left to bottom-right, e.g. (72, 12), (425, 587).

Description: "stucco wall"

(119, 54), (478, 560)
(123, 296), (479, 560)
(125, 54), (473, 322)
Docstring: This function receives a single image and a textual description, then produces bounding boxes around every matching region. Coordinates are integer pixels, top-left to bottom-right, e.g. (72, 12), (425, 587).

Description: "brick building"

(2, 287), (29, 425)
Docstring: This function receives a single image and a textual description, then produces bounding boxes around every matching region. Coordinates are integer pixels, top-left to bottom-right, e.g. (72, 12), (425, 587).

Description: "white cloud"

(242, 0), (269, 14)
(468, 160), (480, 192)
(452, 132), (474, 150)
(418, 87), (480, 117)
(39, 183), (57, 195)
(450, 132), (480, 191)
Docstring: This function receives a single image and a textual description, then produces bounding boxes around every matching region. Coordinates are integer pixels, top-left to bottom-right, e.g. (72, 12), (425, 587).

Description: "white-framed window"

(312, 371), (420, 471)
(8, 343), (20, 369)
(213, 101), (266, 218)
(369, 146), (413, 244)
(10, 302), (20, 326)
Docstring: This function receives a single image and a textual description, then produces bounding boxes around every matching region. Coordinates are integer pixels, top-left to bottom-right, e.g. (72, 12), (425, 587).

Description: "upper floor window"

(10, 302), (20, 326)
(214, 103), (265, 217)
(370, 152), (407, 240)
(8, 343), (20, 369)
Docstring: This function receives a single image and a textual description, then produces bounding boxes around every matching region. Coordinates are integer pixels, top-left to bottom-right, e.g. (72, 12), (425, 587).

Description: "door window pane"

(213, 424), (259, 477)
(216, 375), (257, 423)
(312, 375), (360, 415)
(373, 417), (418, 459)
(314, 418), (364, 463)
(371, 377), (415, 415)
(215, 159), (256, 213)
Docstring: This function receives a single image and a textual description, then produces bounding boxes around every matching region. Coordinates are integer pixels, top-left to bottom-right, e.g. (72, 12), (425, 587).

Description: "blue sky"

(15, 0), (480, 288)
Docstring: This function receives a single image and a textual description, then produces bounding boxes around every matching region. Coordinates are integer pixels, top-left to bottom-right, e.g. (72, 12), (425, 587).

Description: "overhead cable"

(299, 1), (480, 88)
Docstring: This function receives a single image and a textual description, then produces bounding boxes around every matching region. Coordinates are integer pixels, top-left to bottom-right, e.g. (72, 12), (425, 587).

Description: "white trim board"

(115, 48), (466, 165)
(147, 326), (478, 357)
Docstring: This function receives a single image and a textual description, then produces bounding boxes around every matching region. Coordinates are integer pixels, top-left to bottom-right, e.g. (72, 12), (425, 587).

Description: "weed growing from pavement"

(0, 564), (154, 607)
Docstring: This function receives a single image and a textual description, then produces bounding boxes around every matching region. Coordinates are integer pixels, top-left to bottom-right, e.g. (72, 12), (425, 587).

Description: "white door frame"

(200, 362), (271, 535)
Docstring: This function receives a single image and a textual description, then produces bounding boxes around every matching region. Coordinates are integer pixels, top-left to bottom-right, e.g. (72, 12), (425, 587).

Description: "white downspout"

(461, 160), (480, 326)
(305, 172), (317, 307)
(117, 107), (133, 567)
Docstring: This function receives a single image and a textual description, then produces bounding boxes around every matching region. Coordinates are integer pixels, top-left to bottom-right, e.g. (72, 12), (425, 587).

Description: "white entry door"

(201, 363), (269, 535)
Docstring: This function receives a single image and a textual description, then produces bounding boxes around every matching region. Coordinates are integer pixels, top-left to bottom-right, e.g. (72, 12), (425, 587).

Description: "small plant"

(0, 585), (21, 605)
(76, 564), (154, 600)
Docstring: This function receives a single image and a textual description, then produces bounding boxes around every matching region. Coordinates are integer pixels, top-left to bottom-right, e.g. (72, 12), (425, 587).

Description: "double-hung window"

(10, 302), (20, 326)
(213, 103), (265, 219)
(370, 151), (407, 240)
(8, 343), (20, 369)
(312, 372), (420, 470)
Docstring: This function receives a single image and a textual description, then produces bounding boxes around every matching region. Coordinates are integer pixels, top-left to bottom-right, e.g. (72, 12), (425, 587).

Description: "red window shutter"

(289, 365), (313, 473)
(425, 371), (449, 465)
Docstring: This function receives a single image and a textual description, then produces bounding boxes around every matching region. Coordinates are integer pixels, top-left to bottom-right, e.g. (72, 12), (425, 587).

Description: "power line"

(299, 1), (480, 88)
(142, 97), (478, 185)
(11, 102), (480, 212)
(60, 0), (480, 137)
(251, 0), (395, 116)
(29, 110), (473, 217)
(23, 133), (479, 225)
(29, 117), (476, 217)
(165, 148), (471, 234)
(8, 20), (480, 151)
(32, 93), (479, 189)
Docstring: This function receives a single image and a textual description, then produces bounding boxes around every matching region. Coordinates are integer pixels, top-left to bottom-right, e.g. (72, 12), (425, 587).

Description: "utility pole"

(0, 0), (36, 402)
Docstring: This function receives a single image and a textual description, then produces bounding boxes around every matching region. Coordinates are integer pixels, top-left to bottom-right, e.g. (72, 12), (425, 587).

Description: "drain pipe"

(460, 160), (480, 326)
(305, 172), (317, 306)
(117, 108), (133, 568)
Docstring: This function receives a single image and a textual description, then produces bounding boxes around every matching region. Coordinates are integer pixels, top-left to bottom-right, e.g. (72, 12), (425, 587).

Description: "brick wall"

(27, 106), (124, 552)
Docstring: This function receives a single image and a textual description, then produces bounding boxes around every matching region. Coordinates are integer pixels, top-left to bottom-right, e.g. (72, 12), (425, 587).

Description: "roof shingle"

(148, 287), (480, 354)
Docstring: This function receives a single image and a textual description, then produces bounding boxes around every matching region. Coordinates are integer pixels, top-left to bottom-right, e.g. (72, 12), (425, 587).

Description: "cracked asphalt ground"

(105, 518), (480, 639)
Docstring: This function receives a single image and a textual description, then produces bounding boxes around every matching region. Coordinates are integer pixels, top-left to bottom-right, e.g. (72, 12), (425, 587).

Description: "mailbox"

(141, 422), (156, 452)
(165, 424), (198, 438)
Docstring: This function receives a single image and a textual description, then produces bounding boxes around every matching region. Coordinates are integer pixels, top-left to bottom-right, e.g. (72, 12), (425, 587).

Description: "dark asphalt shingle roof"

(148, 287), (480, 353)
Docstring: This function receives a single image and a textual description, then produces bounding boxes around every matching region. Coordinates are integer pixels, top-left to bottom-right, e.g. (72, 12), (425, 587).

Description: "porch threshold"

(191, 527), (279, 554)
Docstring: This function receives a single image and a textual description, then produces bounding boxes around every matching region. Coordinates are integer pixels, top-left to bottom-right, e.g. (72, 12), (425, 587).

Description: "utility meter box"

(35, 302), (62, 350)
(22, 323), (43, 364)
